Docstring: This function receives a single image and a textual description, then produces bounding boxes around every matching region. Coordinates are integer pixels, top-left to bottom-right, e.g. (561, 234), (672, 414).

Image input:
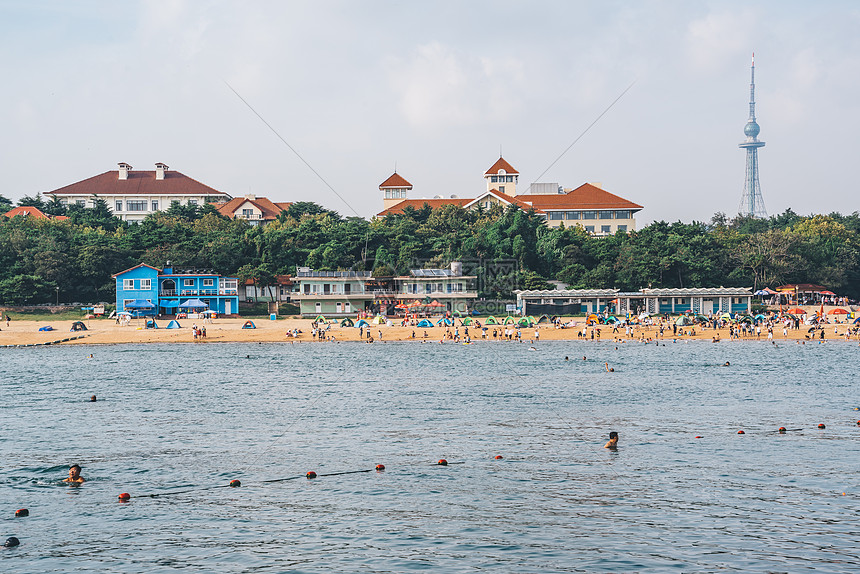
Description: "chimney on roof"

(155, 163), (169, 180)
(118, 162), (132, 180)
(245, 194), (256, 200)
(590, 182), (603, 189)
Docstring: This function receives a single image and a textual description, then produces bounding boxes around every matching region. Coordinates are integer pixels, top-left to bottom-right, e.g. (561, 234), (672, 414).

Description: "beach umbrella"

(827, 308), (848, 315)
(787, 308), (806, 314)
(753, 289), (770, 296)
(819, 290), (836, 296)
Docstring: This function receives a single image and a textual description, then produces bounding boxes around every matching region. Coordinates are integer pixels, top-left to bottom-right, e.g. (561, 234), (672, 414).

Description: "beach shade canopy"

(854, 317), (860, 324)
(340, 317), (355, 327)
(416, 319), (434, 328)
(436, 317), (454, 326)
(116, 311), (132, 316)
(166, 320), (182, 329)
(484, 316), (498, 325)
(160, 300), (179, 308)
(675, 316), (694, 326)
(125, 299), (155, 309)
(720, 313), (732, 320)
(460, 317), (473, 325)
(787, 308), (806, 314)
(395, 304), (409, 310)
(537, 314), (551, 324)
(314, 314), (327, 323)
(517, 317), (532, 327)
(819, 290), (836, 296)
(371, 315), (386, 324)
(827, 308), (849, 314)
(753, 289), (771, 296)
(145, 319), (158, 329)
(179, 299), (208, 310)
(426, 300), (445, 308)
(242, 320), (256, 329)
(202, 309), (217, 315)
(356, 319), (370, 328)
(503, 316), (517, 325)
(70, 321), (88, 331)
(407, 300), (423, 308)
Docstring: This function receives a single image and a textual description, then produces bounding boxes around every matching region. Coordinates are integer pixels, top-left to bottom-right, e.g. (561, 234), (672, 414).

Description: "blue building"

(112, 263), (239, 316)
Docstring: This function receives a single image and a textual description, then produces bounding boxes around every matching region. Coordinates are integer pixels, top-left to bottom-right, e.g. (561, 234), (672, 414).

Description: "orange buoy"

(437, 459), (448, 466)
(306, 471), (317, 479)
(818, 423), (826, 429)
(856, 420), (860, 426)
(494, 455), (503, 459)
(229, 479), (241, 487)
(694, 436), (702, 439)
(778, 427), (786, 433)
(737, 430), (745, 434)
(14, 508), (28, 517)
(375, 464), (385, 471)
(118, 492), (131, 501)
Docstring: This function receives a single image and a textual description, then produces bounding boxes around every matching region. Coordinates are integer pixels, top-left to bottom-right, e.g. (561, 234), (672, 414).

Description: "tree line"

(1, 192), (858, 305)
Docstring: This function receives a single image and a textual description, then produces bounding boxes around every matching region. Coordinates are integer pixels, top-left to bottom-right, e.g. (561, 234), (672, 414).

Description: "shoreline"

(0, 317), (857, 346)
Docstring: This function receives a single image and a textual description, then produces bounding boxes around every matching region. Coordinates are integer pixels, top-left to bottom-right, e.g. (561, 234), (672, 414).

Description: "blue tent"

(356, 319), (370, 328)
(242, 320), (256, 329)
(145, 320), (159, 329)
(38, 326), (54, 332)
(179, 299), (208, 310)
(416, 319), (434, 328)
(166, 320), (182, 329)
(436, 318), (454, 326)
(125, 299), (155, 310)
(161, 301), (179, 309)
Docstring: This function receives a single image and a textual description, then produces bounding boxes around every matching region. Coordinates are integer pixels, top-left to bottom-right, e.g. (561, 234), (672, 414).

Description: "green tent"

(340, 317), (355, 327)
(485, 316), (498, 325)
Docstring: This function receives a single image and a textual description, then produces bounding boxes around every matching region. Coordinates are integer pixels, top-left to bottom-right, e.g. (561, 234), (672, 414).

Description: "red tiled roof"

(111, 263), (161, 278)
(379, 172), (413, 188)
(43, 170), (230, 197)
(484, 157), (519, 176)
(523, 183), (642, 211)
(243, 274), (293, 286)
(464, 189), (545, 214)
(3, 206), (69, 220)
(216, 196), (292, 220)
(377, 198), (470, 216)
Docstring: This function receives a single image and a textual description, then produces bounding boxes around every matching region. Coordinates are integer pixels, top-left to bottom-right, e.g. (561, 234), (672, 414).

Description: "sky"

(1, 0), (858, 224)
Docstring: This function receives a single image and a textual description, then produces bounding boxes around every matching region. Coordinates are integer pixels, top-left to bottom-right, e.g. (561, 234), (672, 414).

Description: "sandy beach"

(1, 315), (857, 346)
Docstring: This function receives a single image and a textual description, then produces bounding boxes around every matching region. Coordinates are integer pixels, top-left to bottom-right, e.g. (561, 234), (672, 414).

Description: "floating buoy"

(4, 537), (19, 548)
(494, 455), (503, 459)
(89, 395), (97, 402)
(737, 430), (745, 435)
(818, 423), (826, 429)
(778, 427), (786, 433)
(229, 479), (241, 488)
(14, 509), (28, 517)
(694, 436), (702, 439)
(375, 464), (385, 471)
(118, 492), (131, 501)
(856, 420), (860, 426)
(437, 459), (448, 466)
(306, 471), (317, 479)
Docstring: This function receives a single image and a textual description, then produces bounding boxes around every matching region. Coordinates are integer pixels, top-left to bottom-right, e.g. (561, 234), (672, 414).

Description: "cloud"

(388, 42), (526, 130)
(685, 8), (757, 73)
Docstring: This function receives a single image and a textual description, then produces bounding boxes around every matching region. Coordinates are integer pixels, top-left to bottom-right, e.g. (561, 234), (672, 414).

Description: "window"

(76, 200), (85, 206)
(188, 199), (198, 206)
(304, 284), (310, 295)
(565, 211), (580, 220)
(203, 279), (214, 287)
(549, 212), (564, 220)
(617, 225), (627, 232)
(585, 225), (595, 233)
(599, 210), (613, 219)
(241, 209), (253, 216)
(140, 279), (151, 290)
(677, 298), (687, 305)
(384, 190), (391, 199)
(601, 225), (611, 234)
(151, 201), (159, 211)
(491, 176), (498, 183)
(506, 175), (514, 183)
(615, 210), (630, 219)
(323, 284), (330, 295)
(115, 201), (123, 211)
(582, 211), (597, 220)
(183, 279), (195, 287)
(344, 284), (351, 295)
(127, 200), (146, 211)
(123, 279), (134, 290)
(499, 186), (505, 193)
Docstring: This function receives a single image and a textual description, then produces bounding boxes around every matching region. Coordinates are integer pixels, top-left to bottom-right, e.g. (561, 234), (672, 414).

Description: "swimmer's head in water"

(609, 431), (618, 440)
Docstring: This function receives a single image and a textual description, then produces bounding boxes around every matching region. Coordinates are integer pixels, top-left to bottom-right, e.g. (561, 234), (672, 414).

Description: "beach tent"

(125, 299), (155, 311)
(460, 317), (473, 326)
(853, 317), (860, 324)
(38, 326), (54, 332)
(605, 316), (619, 324)
(537, 314), (551, 324)
(356, 319), (370, 328)
(517, 317), (532, 327)
(754, 314), (768, 321)
(314, 315), (327, 323)
(454, 310), (466, 317)
(502, 316), (516, 325)
(166, 320), (182, 329)
(160, 301), (179, 310)
(720, 313), (732, 320)
(371, 315), (386, 325)
(675, 316), (694, 326)
(416, 319), (434, 328)
(526, 315), (538, 324)
(179, 299), (208, 310)
(484, 316), (498, 325)
(586, 313), (599, 325)
(70, 321), (88, 331)
(145, 320), (158, 329)
(242, 320), (256, 329)
(340, 317), (355, 327)
(436, 317), (454, 326)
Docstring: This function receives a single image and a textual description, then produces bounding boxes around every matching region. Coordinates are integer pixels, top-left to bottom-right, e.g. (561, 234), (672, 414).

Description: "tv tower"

(738, 53), (767, 217)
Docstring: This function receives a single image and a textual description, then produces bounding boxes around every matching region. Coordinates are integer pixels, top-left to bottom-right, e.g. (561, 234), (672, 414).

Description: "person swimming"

(64, 464), (85, 483)
(604, 431), (618, 449)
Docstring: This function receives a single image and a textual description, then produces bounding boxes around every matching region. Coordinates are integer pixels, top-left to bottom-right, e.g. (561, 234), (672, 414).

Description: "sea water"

(0, 340), (858, 573)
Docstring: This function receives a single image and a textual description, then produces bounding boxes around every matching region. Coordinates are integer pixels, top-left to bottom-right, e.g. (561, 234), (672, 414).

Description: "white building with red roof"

(216, 194), (292, 226)
(42, 162), (232, 222)
(3, 206), (68, 221)
(376, 157), (642, 235)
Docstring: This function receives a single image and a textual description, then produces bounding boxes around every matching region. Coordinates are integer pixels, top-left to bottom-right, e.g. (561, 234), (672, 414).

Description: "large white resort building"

(42, 162), (231, 222)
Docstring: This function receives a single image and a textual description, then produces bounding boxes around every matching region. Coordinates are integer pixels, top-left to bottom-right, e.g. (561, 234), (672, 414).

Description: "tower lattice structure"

(738, 53), (766, 218)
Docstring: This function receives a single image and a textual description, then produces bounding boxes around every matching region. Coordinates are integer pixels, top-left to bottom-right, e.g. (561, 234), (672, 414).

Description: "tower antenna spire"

(738, 52), (767, 218)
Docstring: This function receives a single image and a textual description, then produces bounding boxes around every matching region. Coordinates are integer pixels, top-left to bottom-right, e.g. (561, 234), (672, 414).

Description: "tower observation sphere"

(738, 53), (766, 218)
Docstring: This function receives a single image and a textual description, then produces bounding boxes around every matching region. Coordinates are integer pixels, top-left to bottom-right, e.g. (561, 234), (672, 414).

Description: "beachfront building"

(43, 163), (231, 222)
(393, 263), (478, 315)
(216, 194), (292, 226)
(113, 263), (239, 316)
(241, 275), (294, 302)
(515, 287), (753, 316)
(293, 268), (373, 317)
(376, 157), (643, 236)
